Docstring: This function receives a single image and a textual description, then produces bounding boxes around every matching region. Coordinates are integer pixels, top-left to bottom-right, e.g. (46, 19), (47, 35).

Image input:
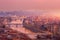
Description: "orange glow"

(0, 0), (60, 11)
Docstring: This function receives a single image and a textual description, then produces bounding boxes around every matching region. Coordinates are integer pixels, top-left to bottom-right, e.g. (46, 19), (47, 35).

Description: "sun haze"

(0, 0), (60, 11)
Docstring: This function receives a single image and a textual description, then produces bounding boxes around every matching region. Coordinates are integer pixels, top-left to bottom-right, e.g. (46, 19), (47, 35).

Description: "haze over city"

(0, 0), (60, 17)
(0, 0), (60, 40)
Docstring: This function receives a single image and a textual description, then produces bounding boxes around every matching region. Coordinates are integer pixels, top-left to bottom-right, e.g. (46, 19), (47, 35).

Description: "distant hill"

(0, 10), (46, 17)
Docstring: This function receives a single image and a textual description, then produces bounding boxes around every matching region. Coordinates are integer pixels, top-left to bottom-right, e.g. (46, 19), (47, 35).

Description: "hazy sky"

(0, 0), (60, 11)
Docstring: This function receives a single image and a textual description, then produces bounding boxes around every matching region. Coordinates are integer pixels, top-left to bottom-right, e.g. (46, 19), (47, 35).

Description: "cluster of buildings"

(0, 15), (60, 40)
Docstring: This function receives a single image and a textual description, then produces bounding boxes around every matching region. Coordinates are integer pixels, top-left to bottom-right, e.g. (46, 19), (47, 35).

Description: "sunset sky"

(0, 0), (60, 16)
(0, 0), (60, 11)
